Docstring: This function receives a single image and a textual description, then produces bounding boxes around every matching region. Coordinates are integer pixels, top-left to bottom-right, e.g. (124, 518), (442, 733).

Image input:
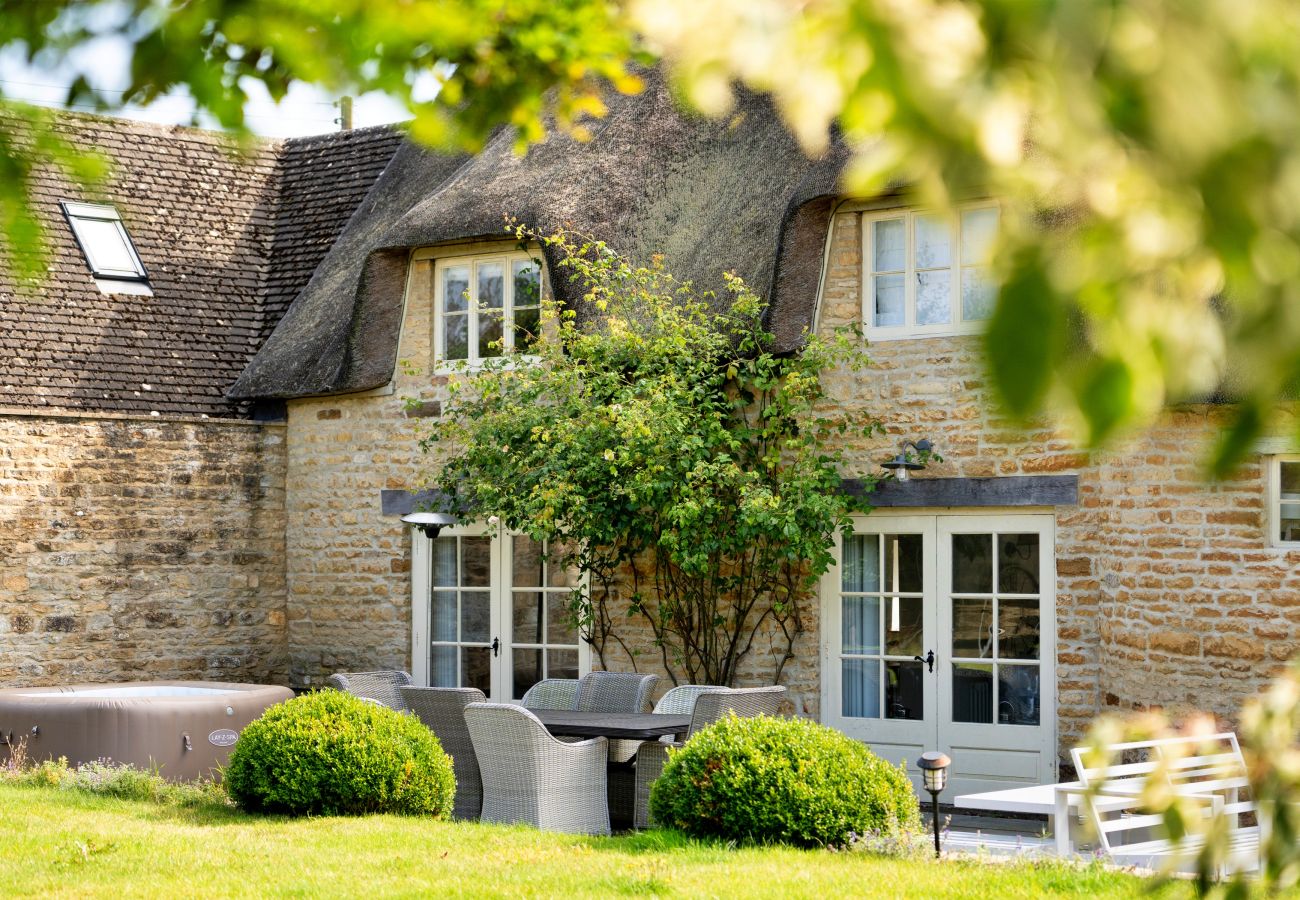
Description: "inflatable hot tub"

(0, 681), (293, 781)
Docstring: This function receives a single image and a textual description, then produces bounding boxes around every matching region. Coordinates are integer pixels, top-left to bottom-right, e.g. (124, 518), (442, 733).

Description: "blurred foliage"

(632, 0), (1300, 473)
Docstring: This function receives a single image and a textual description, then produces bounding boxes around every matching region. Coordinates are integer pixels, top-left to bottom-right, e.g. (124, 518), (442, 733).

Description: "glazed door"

(823, 513), (1056, 795)
(411, 528), (588, 700)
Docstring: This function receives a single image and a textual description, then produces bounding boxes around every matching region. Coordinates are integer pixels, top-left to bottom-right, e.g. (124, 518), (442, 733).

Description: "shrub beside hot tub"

(225, 691), (455, 817)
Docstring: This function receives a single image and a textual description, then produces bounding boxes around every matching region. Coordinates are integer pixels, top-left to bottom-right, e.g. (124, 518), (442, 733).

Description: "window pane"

(462, 537), (491, 587)
(430, 645), (458, 687)
(999, 665), (1040, 725)
(952, 662), (994, 723)
(461, 590), (490, 643)
(513, 536), (544, 587)
(463, 646), (492, 695)
(478, 261), (504, 309)
(444, 314), (468, 360)
(479, 310), (504, 358)
(431, 590), (457, 642)
(915, 214), (952, 268)
(842, 658), (881, 718)
(961, 266), (996, 321)
(513, 592), (544, 644)
(841, 534), (880, 592)
(546, 545), (581, 587)
(873, 219), (905, 271)
(547, 592), (578, 644)
(998, 533), (1040, 593)
(842, 595), (880, 655)
(883, 596), (923, 656)
(1282, 503), (1300, 543)
(999, 598), (1040, 660)
(885, 660), (924, 720)
(443, 265), (470, 312)
(512, 647), (543, 700)
(512, 258), (541, 307)
(75, 218), (139, 275)
(548, 648), (579, 681)
(916, 269), (951, 325)
(873, 274), (905, 326)
(432, 537), (457, 587)
(1282, 461), (1300, 493)
(514, 306), (541, 353)
(952, 533), (993, 592)
(883, 534), (923, 592)
(961, 207), (999, 265)
(951, 596), (992, 658)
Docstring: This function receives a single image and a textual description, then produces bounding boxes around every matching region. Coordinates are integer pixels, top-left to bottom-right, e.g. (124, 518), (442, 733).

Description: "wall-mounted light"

(400, 511), (459, 539)
(881, 439), (934, 483)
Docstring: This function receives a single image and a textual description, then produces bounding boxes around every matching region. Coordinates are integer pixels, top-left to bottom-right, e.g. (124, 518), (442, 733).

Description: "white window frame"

(1269, 454), (1300, 548)
(60, 201), (148, 281)
(426, 248), (545, 368)
(861, 203), (999, 340)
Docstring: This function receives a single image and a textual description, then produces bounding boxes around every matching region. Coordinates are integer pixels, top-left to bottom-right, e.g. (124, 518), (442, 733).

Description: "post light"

(400, 511), (458, 539)
(881, 438), (934, 482)
(917, 751), (951, 858)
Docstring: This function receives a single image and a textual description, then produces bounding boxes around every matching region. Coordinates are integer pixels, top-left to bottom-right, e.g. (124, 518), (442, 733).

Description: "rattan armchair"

(464, 702), (611, 835)
(633, 685), (787, 829)
(326, 670), (413, 711)
(400, 686), (486, 820)
(520, 678), (579, 711)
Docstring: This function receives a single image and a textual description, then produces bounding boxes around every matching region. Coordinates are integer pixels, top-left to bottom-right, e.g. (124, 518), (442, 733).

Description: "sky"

(0, 33), (413, 139)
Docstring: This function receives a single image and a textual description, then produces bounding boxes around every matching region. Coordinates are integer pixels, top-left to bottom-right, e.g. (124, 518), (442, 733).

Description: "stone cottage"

(3, 81), (1299, 795)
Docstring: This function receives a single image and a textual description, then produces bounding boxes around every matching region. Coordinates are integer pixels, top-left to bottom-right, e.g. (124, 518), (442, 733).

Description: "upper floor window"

(61, 201), (148, 281)
(863, 204), (998, 339)
(1271, 456), (1300, 547)
(434, 250), (542, 364)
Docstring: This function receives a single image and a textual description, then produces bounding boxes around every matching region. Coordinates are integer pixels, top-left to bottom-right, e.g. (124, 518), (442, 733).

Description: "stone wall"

(0, 409), (288, 686)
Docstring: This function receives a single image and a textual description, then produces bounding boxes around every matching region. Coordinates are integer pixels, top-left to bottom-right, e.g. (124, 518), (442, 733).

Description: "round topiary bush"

(648, 714), (921, 847)
(224, 690), (455, 817)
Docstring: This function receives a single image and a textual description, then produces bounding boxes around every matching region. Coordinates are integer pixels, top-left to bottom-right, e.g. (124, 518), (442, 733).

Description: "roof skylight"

(61, 201), (148, 281)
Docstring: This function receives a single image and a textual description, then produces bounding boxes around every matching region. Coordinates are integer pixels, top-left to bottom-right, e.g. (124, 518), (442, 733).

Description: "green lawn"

(0, 784), (1174, 899)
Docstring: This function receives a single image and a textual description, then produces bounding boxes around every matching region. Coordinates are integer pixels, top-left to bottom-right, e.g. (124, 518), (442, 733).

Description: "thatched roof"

(228, 76), (848, 400)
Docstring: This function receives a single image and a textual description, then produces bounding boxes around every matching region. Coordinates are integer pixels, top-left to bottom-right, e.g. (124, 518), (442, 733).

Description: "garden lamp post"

(917, 751), (951, 858)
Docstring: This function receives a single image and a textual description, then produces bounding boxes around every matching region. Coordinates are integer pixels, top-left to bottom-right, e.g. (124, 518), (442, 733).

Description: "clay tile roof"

(229, 72), (849, 401)
(0, 111), (400, 418)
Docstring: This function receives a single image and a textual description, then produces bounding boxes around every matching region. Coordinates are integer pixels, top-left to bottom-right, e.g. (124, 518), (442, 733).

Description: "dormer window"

(61, 201), (148, 281)
(863, 204), (999, 339)
(432, 250), (542, 364)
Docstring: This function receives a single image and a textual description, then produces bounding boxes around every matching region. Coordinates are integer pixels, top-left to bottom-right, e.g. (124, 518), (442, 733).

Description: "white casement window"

(433, 250), (543, 364)
(61, 201), (148, 281)
(1270, 455), (1300, 547)
(862, 204), (999, 339)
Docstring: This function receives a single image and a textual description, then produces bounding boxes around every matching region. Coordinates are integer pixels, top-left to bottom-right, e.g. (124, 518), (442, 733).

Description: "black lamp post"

(917, 751), (951, 858)
(400, 511), (459, 539)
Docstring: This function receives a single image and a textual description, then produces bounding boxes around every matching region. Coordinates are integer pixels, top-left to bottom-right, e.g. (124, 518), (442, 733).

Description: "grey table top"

(532, 710), (692, 740)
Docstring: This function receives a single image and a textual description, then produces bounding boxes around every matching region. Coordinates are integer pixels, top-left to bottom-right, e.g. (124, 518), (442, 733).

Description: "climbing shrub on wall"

(419, 227), (885, 686)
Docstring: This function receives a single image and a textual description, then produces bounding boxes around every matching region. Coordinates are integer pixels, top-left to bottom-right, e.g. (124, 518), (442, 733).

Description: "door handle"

(491, 637), (500, 658)
(913, 650), (935, 673)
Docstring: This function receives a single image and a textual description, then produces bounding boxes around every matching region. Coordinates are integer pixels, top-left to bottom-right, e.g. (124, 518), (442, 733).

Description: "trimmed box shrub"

(225, 691), (455, 817)
(649, 714), (921, 847)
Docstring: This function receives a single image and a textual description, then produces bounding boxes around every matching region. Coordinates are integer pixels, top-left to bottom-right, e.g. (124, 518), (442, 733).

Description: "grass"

(0, 783), (1180, 899)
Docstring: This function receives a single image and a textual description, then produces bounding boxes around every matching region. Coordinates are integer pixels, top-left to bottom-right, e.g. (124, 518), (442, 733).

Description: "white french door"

(823, 512), (1055, 796)
(410, 526), (590, 701)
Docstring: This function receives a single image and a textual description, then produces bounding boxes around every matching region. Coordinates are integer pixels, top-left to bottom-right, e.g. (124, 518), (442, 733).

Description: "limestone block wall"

(0, 409), (288, 686)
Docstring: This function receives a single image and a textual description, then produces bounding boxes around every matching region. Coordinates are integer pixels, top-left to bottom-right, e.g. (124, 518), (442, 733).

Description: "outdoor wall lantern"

(917, 751), (951, 858)
(881, 439), (933, 482)
(400, 512), (459, 539)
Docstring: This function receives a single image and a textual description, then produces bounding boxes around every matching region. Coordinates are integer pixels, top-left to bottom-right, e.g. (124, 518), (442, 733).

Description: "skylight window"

(61, 201), (147, 281)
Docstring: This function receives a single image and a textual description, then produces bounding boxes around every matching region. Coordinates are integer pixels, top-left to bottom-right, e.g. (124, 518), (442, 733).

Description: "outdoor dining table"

(532, 710), (692, 741)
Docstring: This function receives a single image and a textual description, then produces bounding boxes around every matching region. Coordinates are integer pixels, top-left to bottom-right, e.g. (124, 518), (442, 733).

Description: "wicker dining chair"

(633, 685), (787, 829)
(520, 678), (579, 711)
(400, 686), (486, 820)
(575, 671), (659, 714)
(464, 702), (611, 835)
(326, 670), (413, 711)
(652, 684), (720, 716)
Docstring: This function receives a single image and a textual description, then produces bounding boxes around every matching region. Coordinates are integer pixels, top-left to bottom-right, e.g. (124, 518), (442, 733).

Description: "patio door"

(410, 526), (590, 701)
(823, 512), (1055, 796)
